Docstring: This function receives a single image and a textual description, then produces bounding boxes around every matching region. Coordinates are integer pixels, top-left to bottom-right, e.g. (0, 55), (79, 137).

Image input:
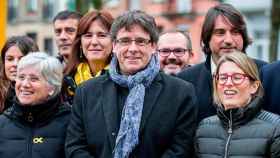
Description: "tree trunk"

(269, 0), (280, 62)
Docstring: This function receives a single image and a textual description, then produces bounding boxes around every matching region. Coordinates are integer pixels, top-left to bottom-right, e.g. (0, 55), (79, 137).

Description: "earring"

(80, 47), (84, 59)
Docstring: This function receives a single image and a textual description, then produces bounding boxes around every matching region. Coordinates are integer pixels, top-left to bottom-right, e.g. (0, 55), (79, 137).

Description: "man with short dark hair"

(157, 30), (193, 75)
(178, 3), (267, 122)
(53, 10), (82, 63)
(66, 10), (197, 158)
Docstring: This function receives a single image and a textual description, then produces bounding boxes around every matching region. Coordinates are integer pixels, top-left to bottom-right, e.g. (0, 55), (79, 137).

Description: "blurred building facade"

(6, 0), (275, 62)
(102, 0), (219, 63)
(225, 0), (272, 61)
(7, 0), (75, 55)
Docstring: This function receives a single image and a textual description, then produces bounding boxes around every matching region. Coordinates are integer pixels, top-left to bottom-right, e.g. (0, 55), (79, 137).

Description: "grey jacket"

(195, 97), (280, 158)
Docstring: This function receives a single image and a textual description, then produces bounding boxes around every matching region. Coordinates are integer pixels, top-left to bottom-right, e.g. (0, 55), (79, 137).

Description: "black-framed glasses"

(115, 37), (151, 46)
(157, 48), (188, 57)
(81, 32), (110, 39)
(215, 73), (251, 86)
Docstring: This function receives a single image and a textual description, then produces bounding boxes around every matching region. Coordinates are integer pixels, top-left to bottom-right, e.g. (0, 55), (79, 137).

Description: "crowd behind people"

(0, 3), (280, 158)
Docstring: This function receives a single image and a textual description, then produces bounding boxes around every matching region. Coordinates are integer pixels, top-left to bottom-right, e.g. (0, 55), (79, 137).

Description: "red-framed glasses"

(215, 73), (251, 86)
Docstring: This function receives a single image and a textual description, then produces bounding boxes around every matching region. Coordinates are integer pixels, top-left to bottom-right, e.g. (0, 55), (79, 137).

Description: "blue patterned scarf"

(109, 54), (160, 158)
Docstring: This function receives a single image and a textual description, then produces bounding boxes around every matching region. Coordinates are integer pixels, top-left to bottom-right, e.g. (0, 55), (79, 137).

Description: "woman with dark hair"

(0, 59), (7, 107)
(0, 35), (39, 112)
(62, 10), (114, 104)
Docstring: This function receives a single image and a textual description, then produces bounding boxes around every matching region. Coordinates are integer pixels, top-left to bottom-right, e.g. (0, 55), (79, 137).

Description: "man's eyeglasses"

(215, 73), (251, 86)
(157, 48), (189, 57)
(115, 37), (151, 46)
(81, 32), (110, 39)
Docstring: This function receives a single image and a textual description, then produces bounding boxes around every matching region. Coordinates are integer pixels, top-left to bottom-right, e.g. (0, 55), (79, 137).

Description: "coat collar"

(139, 74), (162, 132)
(217, 96), (263, 129)
(101, 77), (118, 150)
(201, 55), (214, 101)
(101, 73), (163, 150)
(4, 96), (63, 126)
(204, 55), (212, 72)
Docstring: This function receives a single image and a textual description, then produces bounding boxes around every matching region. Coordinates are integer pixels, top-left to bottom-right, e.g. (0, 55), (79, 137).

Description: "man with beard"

(53, 10), (81, 64)
(157, 30), (193, 75)
(177, 3), (267, 122)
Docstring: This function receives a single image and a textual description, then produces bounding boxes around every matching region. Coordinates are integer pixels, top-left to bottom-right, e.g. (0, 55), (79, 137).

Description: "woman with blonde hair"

(195, 51), (280, 158)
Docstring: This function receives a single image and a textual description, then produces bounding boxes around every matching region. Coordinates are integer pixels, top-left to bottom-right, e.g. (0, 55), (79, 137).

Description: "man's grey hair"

(110, 10), (159, 43)
(17, 52), (63, 98)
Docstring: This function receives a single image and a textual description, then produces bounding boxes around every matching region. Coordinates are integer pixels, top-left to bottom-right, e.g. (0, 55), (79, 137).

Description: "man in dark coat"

(177, 3), (267, 122)
(65, 10), (198, 158)
(260, 61), (280, 115)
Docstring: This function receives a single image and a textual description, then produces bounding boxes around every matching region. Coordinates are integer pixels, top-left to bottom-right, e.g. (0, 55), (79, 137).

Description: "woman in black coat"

(0, 53), (70, 158)
(195, 51), (280, 158)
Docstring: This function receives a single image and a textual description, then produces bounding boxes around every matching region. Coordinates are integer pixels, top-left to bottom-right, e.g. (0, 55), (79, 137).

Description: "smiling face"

(216, 61), (259, 110)
(158, 32), (191, 75)
(81, 19), (112, 64)
(15, 66), (54, 106)
(113, 24), (156, 75)
(209, 15), (244, 64)
(4, 46), (24, 81)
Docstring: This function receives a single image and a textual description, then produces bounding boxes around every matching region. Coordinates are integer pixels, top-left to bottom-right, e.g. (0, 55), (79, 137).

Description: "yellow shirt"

(74, 62), (110, 85)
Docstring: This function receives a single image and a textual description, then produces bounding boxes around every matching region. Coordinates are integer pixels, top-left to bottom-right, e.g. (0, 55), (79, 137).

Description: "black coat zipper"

(224, 110), (233, 158)
(27, 112), (34, 157)
(27, 126), (33, 157)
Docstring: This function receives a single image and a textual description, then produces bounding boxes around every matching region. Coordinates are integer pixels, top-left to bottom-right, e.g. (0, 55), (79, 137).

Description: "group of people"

(0, 2), (279, 158)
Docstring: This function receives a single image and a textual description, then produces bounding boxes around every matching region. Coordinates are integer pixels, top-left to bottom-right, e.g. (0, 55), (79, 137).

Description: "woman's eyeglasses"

(215, 73), (251, 86)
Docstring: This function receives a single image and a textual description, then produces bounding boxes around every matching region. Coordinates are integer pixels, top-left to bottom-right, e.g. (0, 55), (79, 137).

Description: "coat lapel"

(139, 74), (162, 133)
(203, 56), (214, 103)
(101, 79), (118, 151)
(101, 74), (163, 149)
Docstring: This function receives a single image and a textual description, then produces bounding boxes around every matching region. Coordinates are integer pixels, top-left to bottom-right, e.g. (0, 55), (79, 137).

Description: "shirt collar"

(210, 56), (217, 76)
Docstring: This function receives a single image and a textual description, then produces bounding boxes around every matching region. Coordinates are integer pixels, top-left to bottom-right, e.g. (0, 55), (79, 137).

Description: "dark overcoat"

(65, 72), (198, 158)
(260, 61), (280, 115)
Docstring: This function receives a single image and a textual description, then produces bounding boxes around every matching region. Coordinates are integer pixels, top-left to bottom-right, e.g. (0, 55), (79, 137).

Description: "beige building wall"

(7, 0), (57, 55)
(103, 0), (220, 64)
(7, 22), (54, 54)
(7, 0), (220, 62)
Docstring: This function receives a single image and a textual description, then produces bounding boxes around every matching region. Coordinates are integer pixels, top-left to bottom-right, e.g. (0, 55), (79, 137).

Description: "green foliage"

(92, 0), (102, 10)
(75, 0), (103, 14)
